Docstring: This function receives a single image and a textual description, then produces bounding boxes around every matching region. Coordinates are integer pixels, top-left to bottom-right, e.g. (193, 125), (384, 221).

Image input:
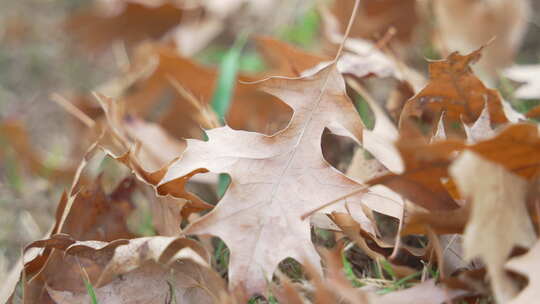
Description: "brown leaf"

(0, 120), (78, 182)
(330, 0), (418, 44)
(159, 64), (401, 294)
(95, 93), (211, 219)
(122, 42), (291, 137)
(37, 236), (226, 304)
(256, 36), (329, 77)
(399, 47), (508, 133)
(468, 123), (540, 180)
(401, 202), (468, 236)
(450, 151), (536, 303)
(367, 138), (464, 211)
(65, 0), (188, 51)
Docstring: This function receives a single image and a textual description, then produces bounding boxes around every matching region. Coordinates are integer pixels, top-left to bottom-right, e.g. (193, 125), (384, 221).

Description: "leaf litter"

(2, 0), (540, 303)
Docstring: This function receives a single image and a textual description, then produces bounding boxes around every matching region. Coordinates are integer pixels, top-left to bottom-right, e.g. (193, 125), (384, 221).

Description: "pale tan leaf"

(506, 240), (540, 304)
(450, 151), (536, 303)
(159, 64), (400, 294)
(504, 64), (540, 100)
(434, 0), (530, 83)
(463, 103), (495, 144)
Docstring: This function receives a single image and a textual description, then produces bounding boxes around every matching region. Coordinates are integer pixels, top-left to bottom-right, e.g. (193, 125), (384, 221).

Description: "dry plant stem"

(375, 27), (397, 50)
(166, 75), (220, 129)
(50, 93), (95, 128)
(333, 0), (361, 61)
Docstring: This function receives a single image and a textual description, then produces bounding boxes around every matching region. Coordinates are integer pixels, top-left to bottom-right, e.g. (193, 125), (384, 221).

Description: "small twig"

(333, 0), (361, 60)
(50, 93), (95, 128)
(166, 75), (220, 129)
(375, 27), (397, 50)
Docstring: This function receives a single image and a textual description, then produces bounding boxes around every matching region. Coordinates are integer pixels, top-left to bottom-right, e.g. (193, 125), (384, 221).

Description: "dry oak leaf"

(450, 151), (536, 303)
(399, 47), (508, 134)
(159, 64), (401, 294)
(506, 239), (540, 304)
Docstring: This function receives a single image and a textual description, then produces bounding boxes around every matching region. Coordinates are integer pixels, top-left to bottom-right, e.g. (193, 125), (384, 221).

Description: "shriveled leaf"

(450, 151), (536, 303)
(37, 236), (226, 304)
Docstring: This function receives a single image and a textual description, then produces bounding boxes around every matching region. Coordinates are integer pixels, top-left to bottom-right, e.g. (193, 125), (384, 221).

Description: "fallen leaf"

(65, 0), (188, 51)
(399, 47), (509, 134)
(468, 123), (540, 179)
(450, 151), (536, 303)
(36, 236), (226, 304)
(256, 36), (328, 77)
(159, 64), (400, 294)
(330, 0), (418, 44)
(367, 138), (464, 211)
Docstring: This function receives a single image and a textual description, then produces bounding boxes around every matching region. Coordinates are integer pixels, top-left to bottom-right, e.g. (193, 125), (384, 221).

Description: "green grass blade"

(211, 33), (248, 121)
(83, 278), (99, 304)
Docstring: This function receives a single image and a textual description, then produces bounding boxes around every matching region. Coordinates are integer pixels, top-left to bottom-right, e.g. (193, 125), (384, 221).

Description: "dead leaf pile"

(3, 1), (540, 303)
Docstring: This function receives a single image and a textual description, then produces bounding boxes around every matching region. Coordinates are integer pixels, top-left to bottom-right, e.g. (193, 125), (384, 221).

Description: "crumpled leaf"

(33, 236), (226, 304)
(159, 64), (401, 294)
(450, 151), (536, 303)
(95, 93), (210, 220)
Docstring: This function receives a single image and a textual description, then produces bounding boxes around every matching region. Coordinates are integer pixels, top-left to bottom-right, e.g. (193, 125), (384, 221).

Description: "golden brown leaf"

(399, 47), (508, 133)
